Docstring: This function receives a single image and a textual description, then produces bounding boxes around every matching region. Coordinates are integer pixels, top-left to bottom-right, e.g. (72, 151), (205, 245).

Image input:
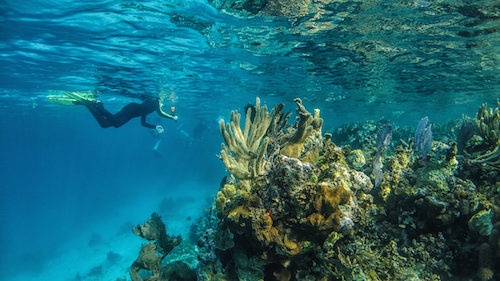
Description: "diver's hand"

(173, 116), (178, 121)
(156, 125), (164, 134)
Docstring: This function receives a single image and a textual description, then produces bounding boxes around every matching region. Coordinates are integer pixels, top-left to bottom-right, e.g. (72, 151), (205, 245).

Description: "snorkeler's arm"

(157, 108), (178, 120)
(141, 115), (156, 129)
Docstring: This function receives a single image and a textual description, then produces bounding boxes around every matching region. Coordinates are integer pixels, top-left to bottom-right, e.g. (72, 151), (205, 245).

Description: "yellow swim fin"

(63, 91), (98, 103)
(47, 94), (79, 106)
(47, 91), (99, 106)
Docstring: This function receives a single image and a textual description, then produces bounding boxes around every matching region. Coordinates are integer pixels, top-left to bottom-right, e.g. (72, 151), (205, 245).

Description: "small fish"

(219, 176), (230, 189)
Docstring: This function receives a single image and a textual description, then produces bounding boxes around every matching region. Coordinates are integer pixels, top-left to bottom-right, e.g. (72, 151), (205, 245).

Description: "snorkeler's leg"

(80, 101), (142, 128)
(110, 103), (142, 128)
(84, 104), (115, 128)
(88, 101), (114, 120)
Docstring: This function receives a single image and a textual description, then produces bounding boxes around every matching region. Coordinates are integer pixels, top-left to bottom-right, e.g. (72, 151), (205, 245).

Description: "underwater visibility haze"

(0, 0), (499, 280)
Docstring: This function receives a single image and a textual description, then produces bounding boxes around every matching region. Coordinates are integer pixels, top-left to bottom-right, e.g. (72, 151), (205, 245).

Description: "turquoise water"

(0, 0), (499, 280)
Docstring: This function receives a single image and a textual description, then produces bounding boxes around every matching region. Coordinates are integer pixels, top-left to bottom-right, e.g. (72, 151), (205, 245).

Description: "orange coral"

(310, 184), (350, 230)
(253, 214), (281, 247)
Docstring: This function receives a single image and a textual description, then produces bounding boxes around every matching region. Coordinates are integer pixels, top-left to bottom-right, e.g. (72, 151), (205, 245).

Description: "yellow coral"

(475, 103), (499, 145)
(223, 184), (237, 198)
(379, 183), (391, 201)
(273, 268), (292, 281)
(219, 97), (273, 187)
(314, 184), (350, 214)
(307, 213), (325, 227)
(227, 205), (252, 223)
(216, 184), (240, 211)
(308, 184), (351, 230)
(477, 267), (494, 281)
(465, 103), (500, 168)
(282, 233), (301, 255)
(347, 149), (366, 170)
(216, 191), (227, 211)
(281, 98), (323, 161)
(253, 214), (282, 247)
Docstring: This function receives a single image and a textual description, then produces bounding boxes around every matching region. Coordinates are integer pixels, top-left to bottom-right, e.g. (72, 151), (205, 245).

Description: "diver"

(65, 92), (177, 133)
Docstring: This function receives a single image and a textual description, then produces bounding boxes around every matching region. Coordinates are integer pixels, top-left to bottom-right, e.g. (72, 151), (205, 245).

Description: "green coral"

(460, 103), (500, 170)
(347, 149), (366, 170)
(473, 103), (500, 146)
(468, 209), (494, 236)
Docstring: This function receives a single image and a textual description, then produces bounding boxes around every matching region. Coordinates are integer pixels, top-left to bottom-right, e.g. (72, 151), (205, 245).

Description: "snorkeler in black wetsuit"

(67, 92), (177, 131)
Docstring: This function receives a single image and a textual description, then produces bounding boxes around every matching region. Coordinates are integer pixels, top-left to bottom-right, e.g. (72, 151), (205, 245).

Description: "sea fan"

(415, 116), (433, 160)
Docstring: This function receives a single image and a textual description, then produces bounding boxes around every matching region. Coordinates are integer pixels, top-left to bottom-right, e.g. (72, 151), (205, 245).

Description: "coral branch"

(281, 98), (323, 160)
(471, 141), (500, 168)
(219, 97), (273, 184)
(460, 103), (500, 170)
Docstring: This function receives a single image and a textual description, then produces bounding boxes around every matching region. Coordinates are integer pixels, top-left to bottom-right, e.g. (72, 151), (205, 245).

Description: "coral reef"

(127, 100), (498, 280)
(214, 97), (366, 280)
(205, 99), (499, 280)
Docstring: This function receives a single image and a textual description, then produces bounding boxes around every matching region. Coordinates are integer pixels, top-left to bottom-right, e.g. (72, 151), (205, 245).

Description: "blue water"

(0, 105), (223, 277)
(0, 0), (499, 280)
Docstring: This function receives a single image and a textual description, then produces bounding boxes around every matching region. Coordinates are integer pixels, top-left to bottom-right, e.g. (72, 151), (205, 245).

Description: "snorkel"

(158, 98), (177, 119)
(159, 99), (171, 115)
(158, 89), (177, 119)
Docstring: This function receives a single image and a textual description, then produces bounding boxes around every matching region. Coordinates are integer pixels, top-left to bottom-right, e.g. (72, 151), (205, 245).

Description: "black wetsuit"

(84, 98), (159, 129)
